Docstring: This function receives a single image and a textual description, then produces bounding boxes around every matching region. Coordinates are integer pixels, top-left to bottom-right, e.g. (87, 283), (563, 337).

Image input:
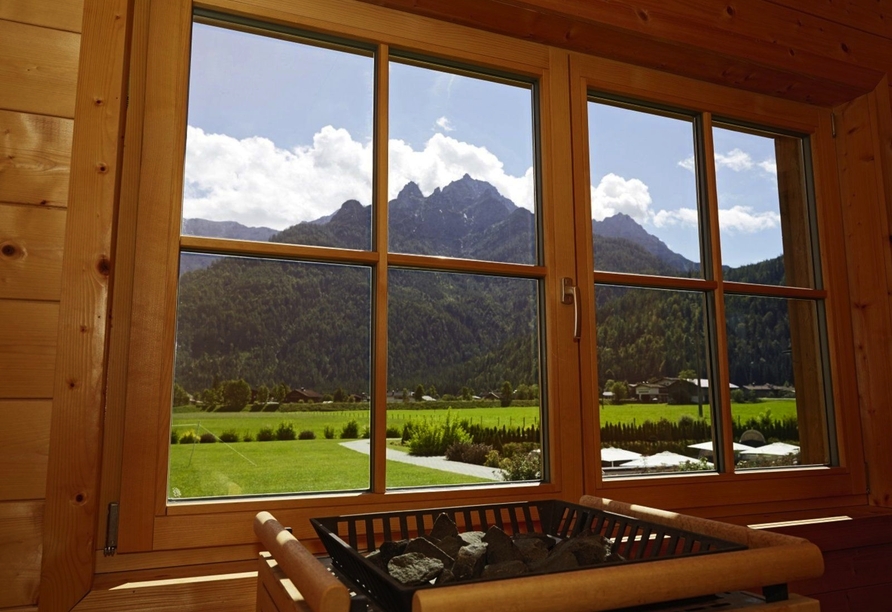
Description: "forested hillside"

(174, 176), (790, 398)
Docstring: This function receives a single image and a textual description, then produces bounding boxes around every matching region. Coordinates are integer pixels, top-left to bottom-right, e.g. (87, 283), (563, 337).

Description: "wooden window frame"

(104, 0), (582, 560)
(97, 0), (867, 573)
(569, 53), (867, 514)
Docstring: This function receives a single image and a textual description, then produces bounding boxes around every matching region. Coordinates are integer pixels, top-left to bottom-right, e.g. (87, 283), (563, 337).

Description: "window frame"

(102, 0), (867, 563)
(109, 0), (583, 555)
(568, 52), (866, 512)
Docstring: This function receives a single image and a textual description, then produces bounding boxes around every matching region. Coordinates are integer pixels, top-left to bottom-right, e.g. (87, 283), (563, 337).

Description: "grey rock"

(405, 536), (455, 565)
(482, 560), (528, 579)
(460, 531), (486, 546)
(429, 513), (459, 542)
(483, 526), (523, 565)
(388, 552), (445, 585)
(452, 542), (488, 580)
(437, 534), (465, 559)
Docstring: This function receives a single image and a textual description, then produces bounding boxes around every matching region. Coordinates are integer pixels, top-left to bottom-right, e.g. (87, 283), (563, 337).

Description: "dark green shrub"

(298, 429), (316, 440)
(361, 426), (371, 439)
(179, 430), (198, 444)
(484, 449), (501, 467)
(257, 426), (275, 442)
(323, 426), (335, 440)
(242, 431), (254, 442)
(499, 451), (540, 481)
(170, 430), (180, 444)
(446, 441), (493, 465)
(408, 412), (471, 456)
(199, 432), (217, 443)
(219, 429), (239, 443)
(275, 422), (296, 441)
(386, 426), (401, 438)
(500, 442), (539, 459)
(340, 420), (360, 439)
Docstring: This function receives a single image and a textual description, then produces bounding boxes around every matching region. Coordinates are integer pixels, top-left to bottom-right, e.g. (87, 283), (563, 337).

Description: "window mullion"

(700, 111), (734, 474)
(370, 42), (390, 494)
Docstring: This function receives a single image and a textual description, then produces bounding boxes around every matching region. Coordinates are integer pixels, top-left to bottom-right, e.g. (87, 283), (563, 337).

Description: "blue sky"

(184, 22), (790, 270)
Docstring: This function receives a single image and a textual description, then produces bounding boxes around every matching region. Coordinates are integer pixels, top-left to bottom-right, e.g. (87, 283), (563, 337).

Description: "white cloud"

(653, 204), (779, 234)
(715, 148), (753, 171)
(718, 205), (780, 233)
(435, 116), (454, 132)
(653, 207), (698, 228)
(590, 173), (653, 222)
(677, 156), (695, 173)
(758, 160), (777, 175)
(678, 148), (777, 175)
(183, 126), (534, 229)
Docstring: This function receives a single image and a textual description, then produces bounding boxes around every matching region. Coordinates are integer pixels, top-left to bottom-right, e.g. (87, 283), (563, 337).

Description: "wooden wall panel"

(0, 301), (58, 399)
(39, 0), (133, 607)
(0, 20), (80, 119)
(766, 0), (892, 41)
(0, 400), (51, 501)
(834, 91), (892, 508)
(0, 110), (73, 207)
(0, 0), (85, 33)
(73, 574), (255, 612)
(0, 205), (66, 301)
(0, 500), (43, 608)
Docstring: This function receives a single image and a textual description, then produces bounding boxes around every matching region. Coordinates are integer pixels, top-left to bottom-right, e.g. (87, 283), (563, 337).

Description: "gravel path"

(339, 439), (503, 481)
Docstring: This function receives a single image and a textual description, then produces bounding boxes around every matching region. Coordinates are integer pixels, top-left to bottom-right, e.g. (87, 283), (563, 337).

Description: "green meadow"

(167, 400), (797, 498)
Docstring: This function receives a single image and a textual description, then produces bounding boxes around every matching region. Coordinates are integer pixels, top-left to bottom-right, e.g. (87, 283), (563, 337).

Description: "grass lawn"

(168, 439), (489, 498)
(171, 400), (795, 442)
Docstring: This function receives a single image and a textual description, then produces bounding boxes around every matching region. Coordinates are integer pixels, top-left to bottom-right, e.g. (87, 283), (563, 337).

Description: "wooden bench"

(254, 511), (352, 612)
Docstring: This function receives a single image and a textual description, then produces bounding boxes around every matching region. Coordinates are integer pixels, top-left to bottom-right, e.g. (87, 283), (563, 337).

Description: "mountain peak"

(396, 181), (423, 201)
(592, 213), (697, 273)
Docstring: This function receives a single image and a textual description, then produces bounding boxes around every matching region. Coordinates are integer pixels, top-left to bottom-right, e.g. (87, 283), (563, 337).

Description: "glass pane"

(713, 126), (815, 288)
(726, 295), (831, 469)
(387, 270), (542, 487)
(388, 61), (537, 264)
(595, 285), (715, 476)
(182, 22), (374, 249)
(168, 254), (371, 498)
(588, 101), (702, 278)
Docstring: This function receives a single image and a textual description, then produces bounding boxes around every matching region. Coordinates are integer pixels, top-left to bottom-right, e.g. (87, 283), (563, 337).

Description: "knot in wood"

(96, 255), (111, 276)
(1, 242), (20, 258)
(97, 162), (109, 173)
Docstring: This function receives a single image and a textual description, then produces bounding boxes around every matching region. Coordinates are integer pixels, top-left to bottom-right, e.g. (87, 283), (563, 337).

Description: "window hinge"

(830, 112), (837, 138)
(104, 502), (120, 557)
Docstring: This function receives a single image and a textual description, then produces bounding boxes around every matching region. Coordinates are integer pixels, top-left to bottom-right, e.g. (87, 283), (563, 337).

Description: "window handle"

(561, 277), (581, 341)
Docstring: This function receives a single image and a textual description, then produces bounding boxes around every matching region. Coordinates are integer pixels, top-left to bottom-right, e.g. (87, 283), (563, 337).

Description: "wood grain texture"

(0, 20), (80, 118)
(117, 0), (193, 552)
(834, 90), (892, 509)
(0, 500), (43, 608)
(0, 0), (85, 33)
(356, 0), (882, 105)
(72, 573), (256, 612)
(0, 400), (51, 501)
(0, 205), (66, 301)
(39, 0), (133, 609)
(0, 110), (73, 207)
(254, 512), (350, 612)
(0, 300), (58, 399)
(766, 0), (892, 41)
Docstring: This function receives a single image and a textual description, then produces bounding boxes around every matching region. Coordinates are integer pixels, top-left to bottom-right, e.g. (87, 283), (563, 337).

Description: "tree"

(222, 379), (251, 411)
(500, 381), (513, 407)
(271, 383), (287, 403)
(402, 388), (410, 403)
(413, 384), (425, 402)
(427, 384), (438, 399)
(516, 383), (531, 400)
(255, 384), (269, 404)
(460, 386), (472, 401)
(172, 383), (191, 407)
(333, 387), (346, 402)
(609, 380), (628, 405)
(200, 386), (222, 411)
(678, 369), (696, 381)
